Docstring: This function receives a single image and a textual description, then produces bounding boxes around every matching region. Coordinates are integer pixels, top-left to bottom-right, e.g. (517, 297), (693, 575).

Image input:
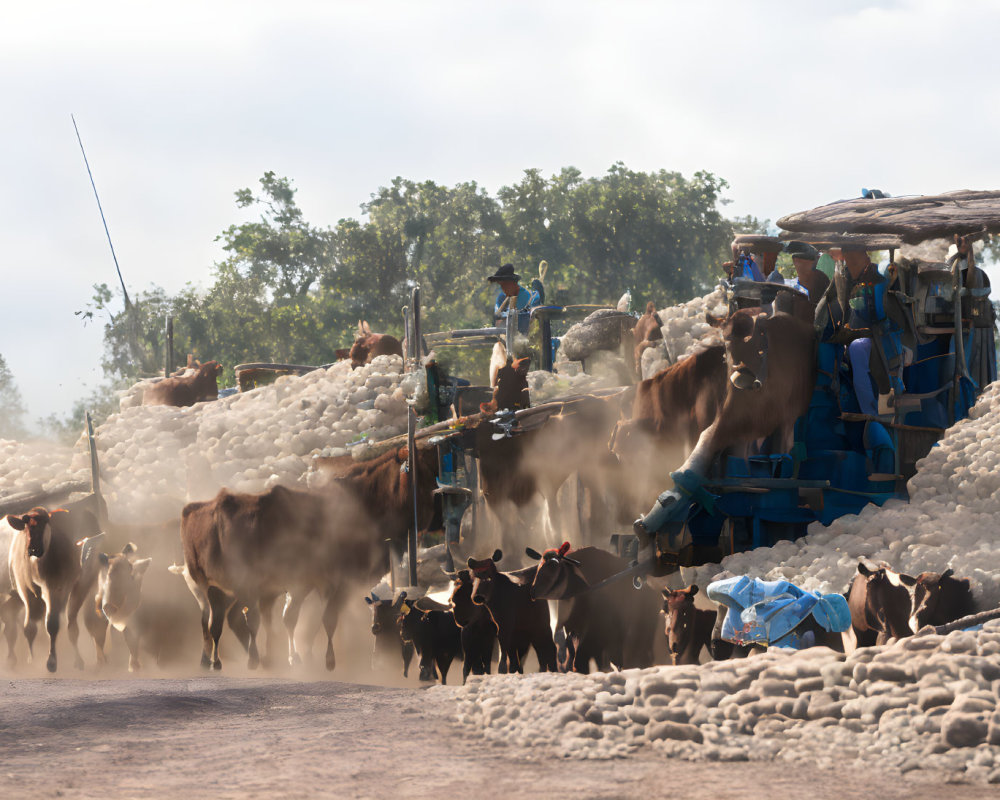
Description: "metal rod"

(165, 316), (174, 378)
(410, 286), (422, 361)
(407, 405), (419, 587)
(71, 115), (131, 309)
(505, 295), (517, 354)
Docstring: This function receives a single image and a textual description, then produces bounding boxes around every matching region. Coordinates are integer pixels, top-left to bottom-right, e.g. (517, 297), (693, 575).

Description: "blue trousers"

(848, 338), (878, 415)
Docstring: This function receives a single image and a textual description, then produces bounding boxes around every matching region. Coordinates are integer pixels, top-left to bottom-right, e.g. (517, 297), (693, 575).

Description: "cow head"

(349, 321), (379, 368)
(448, 570), (478, 627)
(6, 507), (52, 558)
(525, 542), (585, 600)
(661, 585), (699, 664)
(97, 543), (151, 633)
(856, 561), (917, 641)
(707, 309), (769, 391)
(481, 357), (530, 414)
(909, 569), (972, 633)
(366, 591), (406, 635)
(467, 550), (504, 605)
(197, 360), (223, 379)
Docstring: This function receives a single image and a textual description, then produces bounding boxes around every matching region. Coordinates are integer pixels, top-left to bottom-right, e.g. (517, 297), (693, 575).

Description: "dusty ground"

(1, 677), (998, 800)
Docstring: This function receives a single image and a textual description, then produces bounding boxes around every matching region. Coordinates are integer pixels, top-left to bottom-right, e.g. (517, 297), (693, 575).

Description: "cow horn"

(563, 556), (582, 566)
(525, 547), (542, 561)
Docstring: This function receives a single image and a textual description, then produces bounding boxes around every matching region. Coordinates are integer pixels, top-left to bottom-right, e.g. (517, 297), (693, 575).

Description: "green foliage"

(70, 165), (745, 428)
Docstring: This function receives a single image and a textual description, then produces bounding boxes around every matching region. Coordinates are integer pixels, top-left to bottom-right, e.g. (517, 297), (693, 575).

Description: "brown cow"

(681, 309), (816, 477)
(174, 484), (378, 671)
(6, 506), (105, 672)
(93, 544), (152, 672)
(468, 550), (556, 673)
(661, 585), (715, 666)
(527, 543), (659, 672)
(844, 561), (916, 649)
(909, 569), (976, 633)
(349, 321), (404, 368)
(143, 360), (223, 407)
(364, 590), (414, 677)
(448, 568), (498, 681)
(632, 301), (663, 374)
(480, 355), (530, 415)
(312, 444), (442, 567)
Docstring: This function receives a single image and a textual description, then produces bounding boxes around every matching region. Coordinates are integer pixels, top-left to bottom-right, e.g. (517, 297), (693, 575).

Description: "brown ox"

(677, 309), (816, 478)
(312, 444), (442, 567)
(175, 484), (380, 671)
(6, 506), (105, 672)
(480, 355), (530, 415)
(909, 569), (976, 633)
(661, 585), (715, 666)
(349, 321), (404, 368)
(527, 543), (659, 672)
(467, 550), (556, 673)
(844, 561), (916, 649)
(143, 360), (223, 407)
(632, 301), (663, 373)
(448, 569), (498, 681)
(94, 544), (152, 672)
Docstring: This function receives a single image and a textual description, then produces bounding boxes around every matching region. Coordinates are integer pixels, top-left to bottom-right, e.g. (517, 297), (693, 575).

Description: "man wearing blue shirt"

(489, 263), (539, 334)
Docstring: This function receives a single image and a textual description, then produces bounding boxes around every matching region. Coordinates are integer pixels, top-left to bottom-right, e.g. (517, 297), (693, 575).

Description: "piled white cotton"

(527, 364), (616, 405)
(642, 288), (728, 379)
(73, 355), (418, 524)
(446, 620), (1000, 782)
(686, 379), (1000, 608)
(0, 438), (89, 500)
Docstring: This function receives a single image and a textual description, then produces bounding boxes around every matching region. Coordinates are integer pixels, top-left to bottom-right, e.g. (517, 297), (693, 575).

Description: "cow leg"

(83, 597), (109, 668)
(225, 602), (252, 652)
(123, 625), (141, 672)
(42, 590), (66, 674)
(401, 640), (414, 678)
(256, 593), (281, 669)
(321, 589), (343, 672)
(65, 580), (92, 670)
(1, 592), (22, 667)
(206, 585), (232, 671)
(282, 591), (307, 666)
(243, 599), (262, 670)
(534, 628), (558, 673)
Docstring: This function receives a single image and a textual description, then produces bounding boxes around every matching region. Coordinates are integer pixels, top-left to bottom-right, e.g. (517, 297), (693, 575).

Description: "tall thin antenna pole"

(71, 114), (131, 309)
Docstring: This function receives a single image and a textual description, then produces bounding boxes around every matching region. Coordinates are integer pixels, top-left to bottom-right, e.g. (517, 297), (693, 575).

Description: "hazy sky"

(4, 0), (1000, 426)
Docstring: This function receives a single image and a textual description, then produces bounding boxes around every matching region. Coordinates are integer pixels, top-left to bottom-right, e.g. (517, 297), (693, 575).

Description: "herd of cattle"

(0, 490), (979, 682)
(0, 308), (983, 680)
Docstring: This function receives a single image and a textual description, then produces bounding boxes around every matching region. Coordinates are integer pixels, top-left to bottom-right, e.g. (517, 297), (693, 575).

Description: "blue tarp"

(706, 575), (851, 650)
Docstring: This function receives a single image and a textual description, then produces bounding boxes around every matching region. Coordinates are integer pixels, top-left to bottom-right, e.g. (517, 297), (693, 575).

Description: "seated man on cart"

(816, 241), (906, 417)
(488, 263), (541, 335)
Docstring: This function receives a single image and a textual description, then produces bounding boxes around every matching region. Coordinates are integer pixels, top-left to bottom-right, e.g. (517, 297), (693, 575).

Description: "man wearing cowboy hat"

(489, 263), (540, 334)
(784, 241), (830, 303)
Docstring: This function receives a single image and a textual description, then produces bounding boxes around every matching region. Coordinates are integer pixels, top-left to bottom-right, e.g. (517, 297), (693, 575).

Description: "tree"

(0, 354), (27, 440)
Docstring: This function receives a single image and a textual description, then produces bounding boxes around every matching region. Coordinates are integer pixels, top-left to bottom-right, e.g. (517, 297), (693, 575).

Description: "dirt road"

(0, 678), (996, 800)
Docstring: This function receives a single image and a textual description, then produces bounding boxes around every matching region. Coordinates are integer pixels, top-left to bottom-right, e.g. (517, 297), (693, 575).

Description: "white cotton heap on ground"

(445, 620), (1000, 782)
(68, 355), (416, 524)
(0, 439), (89, 501)
(685, 379), (1000, 608)
(642, 287), (728, 379)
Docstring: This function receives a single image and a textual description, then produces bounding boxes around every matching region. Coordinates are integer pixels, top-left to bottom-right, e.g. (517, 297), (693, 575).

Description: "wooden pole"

(407, 284), (421, 587)
(85, 411), (105, 529)
(165, 315), (174, 378)
(407, 405), (419, 587)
